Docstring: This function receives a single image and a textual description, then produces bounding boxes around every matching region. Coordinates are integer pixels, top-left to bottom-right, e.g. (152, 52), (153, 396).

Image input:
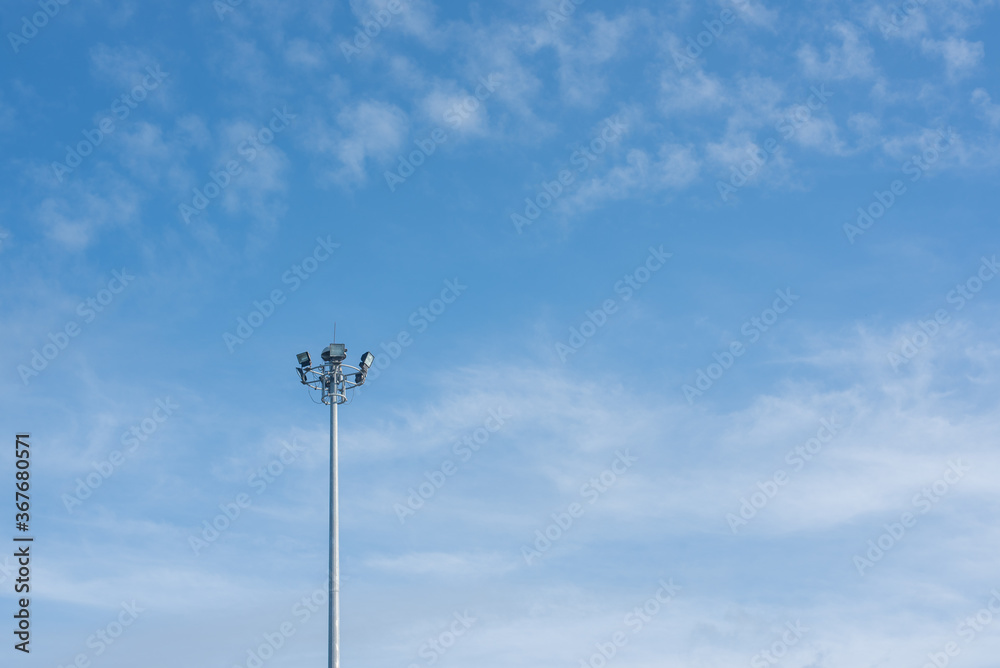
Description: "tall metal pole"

(329, 369), (340, 668)
(296, 344), (372, 668)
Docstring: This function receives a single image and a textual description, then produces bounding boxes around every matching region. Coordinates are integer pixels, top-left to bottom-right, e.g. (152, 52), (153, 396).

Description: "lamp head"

(296, 352), (311, 367)
(322, 343), (347, 363)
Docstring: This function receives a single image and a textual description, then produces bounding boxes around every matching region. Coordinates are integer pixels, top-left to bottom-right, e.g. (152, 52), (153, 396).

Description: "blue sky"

(2, 0), (1000, 666)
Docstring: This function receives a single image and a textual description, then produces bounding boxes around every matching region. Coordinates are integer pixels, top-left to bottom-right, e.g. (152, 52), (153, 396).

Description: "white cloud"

(798, 22), (877, 80)
(89, 44), (159, 88)
(729, 74), (786, 125)
(284, 38), (326, 69)
(364, 551), (519, 577)
(366, 321), (1000, 540)
(308, 100), (409, 188)
(529, 12), (635, 106)
(867, 3), (930, 41)
(349, 0), (441, 45)
(212, 117), (292, 223)
(209, 35), (278, 104)
(660, 69), (727, 114)
(848, 111), (881, 142)
(436, 21), (551, 136)
(726, 0), (779, 28)
(419, 79), (498, 137)
(558, 144), (700, 216)
(706, 132), (795, 190)
(972, 88), (1000, 128)
(921, 36), (984, 80)
(113, 121), (193, 190)
(787, 110), (846, 154)
(35, 171), (141, 250)
(879, 125), (958, 163)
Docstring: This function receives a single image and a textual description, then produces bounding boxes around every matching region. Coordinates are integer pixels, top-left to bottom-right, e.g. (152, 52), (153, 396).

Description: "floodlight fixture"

(360, 351), (374, 370)
(297, 368), (308, 384)
(322, 343), (347, 363)
(297, 352), (312, 367)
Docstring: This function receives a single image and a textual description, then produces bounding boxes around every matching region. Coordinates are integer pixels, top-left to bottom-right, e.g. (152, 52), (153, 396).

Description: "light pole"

(295, 343), (375, 668)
